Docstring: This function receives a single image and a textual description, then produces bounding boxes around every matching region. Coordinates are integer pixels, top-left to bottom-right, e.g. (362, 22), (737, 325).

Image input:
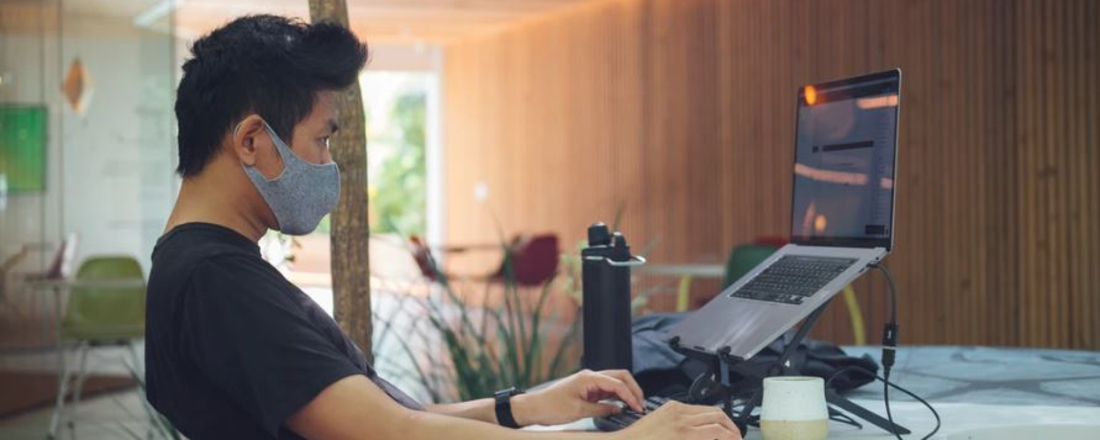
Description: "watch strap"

(494, 387), (523, 428)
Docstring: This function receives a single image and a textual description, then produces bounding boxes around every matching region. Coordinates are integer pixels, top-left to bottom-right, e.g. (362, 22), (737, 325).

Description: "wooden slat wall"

(441, 0), (1100, 349)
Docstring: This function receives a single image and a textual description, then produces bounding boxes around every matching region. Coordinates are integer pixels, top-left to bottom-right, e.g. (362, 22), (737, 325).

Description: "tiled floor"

(0, 388), (160, 440)
(0, 343), (158, 440)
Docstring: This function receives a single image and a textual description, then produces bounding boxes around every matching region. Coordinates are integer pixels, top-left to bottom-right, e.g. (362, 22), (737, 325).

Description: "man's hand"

(616, 401), (742, 440)
(511, 369), (645, 426)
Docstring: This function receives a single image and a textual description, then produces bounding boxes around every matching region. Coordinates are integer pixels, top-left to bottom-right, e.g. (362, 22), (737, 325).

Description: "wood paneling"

(442, 0), (1100, 349)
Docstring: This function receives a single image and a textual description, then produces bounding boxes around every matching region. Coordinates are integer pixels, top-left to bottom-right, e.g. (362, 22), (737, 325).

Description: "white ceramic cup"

(759, 376), (829, 440)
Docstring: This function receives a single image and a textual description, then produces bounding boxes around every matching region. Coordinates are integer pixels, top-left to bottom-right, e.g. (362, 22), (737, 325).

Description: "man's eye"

(321, 136), (331, 148)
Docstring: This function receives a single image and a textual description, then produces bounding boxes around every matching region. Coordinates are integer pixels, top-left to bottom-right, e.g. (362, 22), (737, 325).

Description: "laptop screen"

(790, 70), (901, 250)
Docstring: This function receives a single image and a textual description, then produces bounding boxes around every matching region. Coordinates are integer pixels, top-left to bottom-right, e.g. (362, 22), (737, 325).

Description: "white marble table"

(529, 400), (1100, 439)
(528, 346), (1100, 438)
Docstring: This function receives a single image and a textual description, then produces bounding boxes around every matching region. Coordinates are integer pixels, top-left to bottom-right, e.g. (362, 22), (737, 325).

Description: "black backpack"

(630, 313), (879, 401)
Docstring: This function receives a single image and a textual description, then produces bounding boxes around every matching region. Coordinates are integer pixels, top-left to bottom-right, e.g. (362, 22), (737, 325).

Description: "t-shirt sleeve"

(181, 254), (362, 438)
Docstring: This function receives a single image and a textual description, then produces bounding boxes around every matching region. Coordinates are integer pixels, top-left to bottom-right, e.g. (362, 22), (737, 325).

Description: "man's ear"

(232, 114), (268, 167)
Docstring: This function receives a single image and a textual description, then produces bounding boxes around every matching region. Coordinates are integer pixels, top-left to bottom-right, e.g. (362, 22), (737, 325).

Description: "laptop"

(669, 69), (902, 361)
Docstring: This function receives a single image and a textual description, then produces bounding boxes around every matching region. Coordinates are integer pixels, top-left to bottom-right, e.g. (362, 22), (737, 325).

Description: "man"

(146, 15), (739, 440)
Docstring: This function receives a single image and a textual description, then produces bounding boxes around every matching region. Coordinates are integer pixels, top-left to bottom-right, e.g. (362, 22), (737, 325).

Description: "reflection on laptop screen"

(790, 71), (900, 249)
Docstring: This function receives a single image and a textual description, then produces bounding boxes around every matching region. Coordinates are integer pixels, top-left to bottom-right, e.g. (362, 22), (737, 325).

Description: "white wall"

(0, 12), (175, 276)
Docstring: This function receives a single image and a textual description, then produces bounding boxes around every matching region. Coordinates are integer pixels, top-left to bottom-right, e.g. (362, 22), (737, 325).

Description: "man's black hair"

(174, 14), (368, 177)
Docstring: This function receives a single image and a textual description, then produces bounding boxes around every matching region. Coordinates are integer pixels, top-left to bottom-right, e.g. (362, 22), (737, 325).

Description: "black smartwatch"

(494, 387), (525, 429)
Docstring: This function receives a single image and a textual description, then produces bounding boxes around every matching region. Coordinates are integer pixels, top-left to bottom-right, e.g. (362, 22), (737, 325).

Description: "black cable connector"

(881, 321), (898, 372)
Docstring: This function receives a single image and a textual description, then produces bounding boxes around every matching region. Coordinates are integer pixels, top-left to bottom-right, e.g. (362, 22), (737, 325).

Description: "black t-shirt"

(145, 223), (422, 439)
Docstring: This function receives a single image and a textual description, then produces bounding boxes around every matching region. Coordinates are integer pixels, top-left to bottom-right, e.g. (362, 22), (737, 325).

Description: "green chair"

(49, 256), (146, 439)
(722, 244), (783, 289)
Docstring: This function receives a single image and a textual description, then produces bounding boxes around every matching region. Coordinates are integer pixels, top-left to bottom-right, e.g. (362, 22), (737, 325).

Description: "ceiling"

(174, 0), (603, 44)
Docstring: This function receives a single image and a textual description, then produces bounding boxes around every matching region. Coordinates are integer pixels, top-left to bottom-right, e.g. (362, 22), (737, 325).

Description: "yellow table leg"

(676, 275), (694, 312)
(842, 285), (866, 345)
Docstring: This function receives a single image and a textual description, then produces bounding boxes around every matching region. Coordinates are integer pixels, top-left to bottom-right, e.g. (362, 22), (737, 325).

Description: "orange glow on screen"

(814, 215), (828, 233)
(857, 94), (899, 109)
(804, 85), (818, 105)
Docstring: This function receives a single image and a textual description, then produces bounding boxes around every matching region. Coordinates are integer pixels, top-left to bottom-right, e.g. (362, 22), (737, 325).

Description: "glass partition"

(0, 0), (175, 349)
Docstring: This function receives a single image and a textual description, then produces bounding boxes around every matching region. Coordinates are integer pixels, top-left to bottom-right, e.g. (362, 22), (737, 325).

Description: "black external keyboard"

(728, 255), (857, 305)
(593, 396), (670, 431)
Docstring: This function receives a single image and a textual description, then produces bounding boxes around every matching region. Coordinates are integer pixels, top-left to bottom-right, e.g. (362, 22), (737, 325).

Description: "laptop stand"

(667, 299), (910, 436)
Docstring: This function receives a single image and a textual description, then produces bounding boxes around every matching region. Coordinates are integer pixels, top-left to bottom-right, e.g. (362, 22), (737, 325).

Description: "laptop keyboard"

(729, 255), (857, 305)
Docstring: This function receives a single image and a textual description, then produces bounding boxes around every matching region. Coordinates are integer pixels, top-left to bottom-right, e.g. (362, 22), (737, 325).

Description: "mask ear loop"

(233, 120), (253, 171)
(233, 117), (274, 137)
(233, 118), (279, 169)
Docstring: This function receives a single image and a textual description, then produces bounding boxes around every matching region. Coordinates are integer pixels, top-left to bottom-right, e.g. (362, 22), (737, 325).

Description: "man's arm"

(423, 394), (565, 426)
(286, 375), (605, 440)
(425, 399), (497, 425)
(426, 369), (646, 427)
(287, 375), (741, 440)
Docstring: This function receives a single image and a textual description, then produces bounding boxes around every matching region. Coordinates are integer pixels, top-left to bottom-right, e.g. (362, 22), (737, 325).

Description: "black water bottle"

(582, 222), (642, 371)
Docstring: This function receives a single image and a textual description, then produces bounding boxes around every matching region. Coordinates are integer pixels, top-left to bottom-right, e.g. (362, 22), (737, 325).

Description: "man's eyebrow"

(327, 119), (339, 134)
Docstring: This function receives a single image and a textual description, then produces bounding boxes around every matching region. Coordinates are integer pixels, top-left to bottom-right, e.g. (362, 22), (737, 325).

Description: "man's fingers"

(689, 423), (741, 440)
(675, 401), (726, 415)
(588, 374), (643, 412)
(580, 401), (622, 418)
(599, 369), (645, 404)
(685, 410), (739, 434)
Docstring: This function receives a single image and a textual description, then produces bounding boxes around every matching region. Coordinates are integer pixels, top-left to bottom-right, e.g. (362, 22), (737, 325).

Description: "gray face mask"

(242, 121), (340, 235)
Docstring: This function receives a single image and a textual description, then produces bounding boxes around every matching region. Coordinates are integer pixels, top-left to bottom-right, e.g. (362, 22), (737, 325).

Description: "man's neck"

(165, 175), (268, 242)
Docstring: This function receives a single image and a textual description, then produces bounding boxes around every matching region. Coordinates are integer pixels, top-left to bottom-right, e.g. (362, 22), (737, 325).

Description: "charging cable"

(826, 364), (941, 440)
(871, 263), (901, 439)
(841, 262), (941, 440)
(872, 262), (899, 375)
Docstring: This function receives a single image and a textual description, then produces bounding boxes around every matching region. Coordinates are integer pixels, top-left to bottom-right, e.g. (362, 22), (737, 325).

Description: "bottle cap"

(612, 231), (629, 248)
(588, 222), (611, 246)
